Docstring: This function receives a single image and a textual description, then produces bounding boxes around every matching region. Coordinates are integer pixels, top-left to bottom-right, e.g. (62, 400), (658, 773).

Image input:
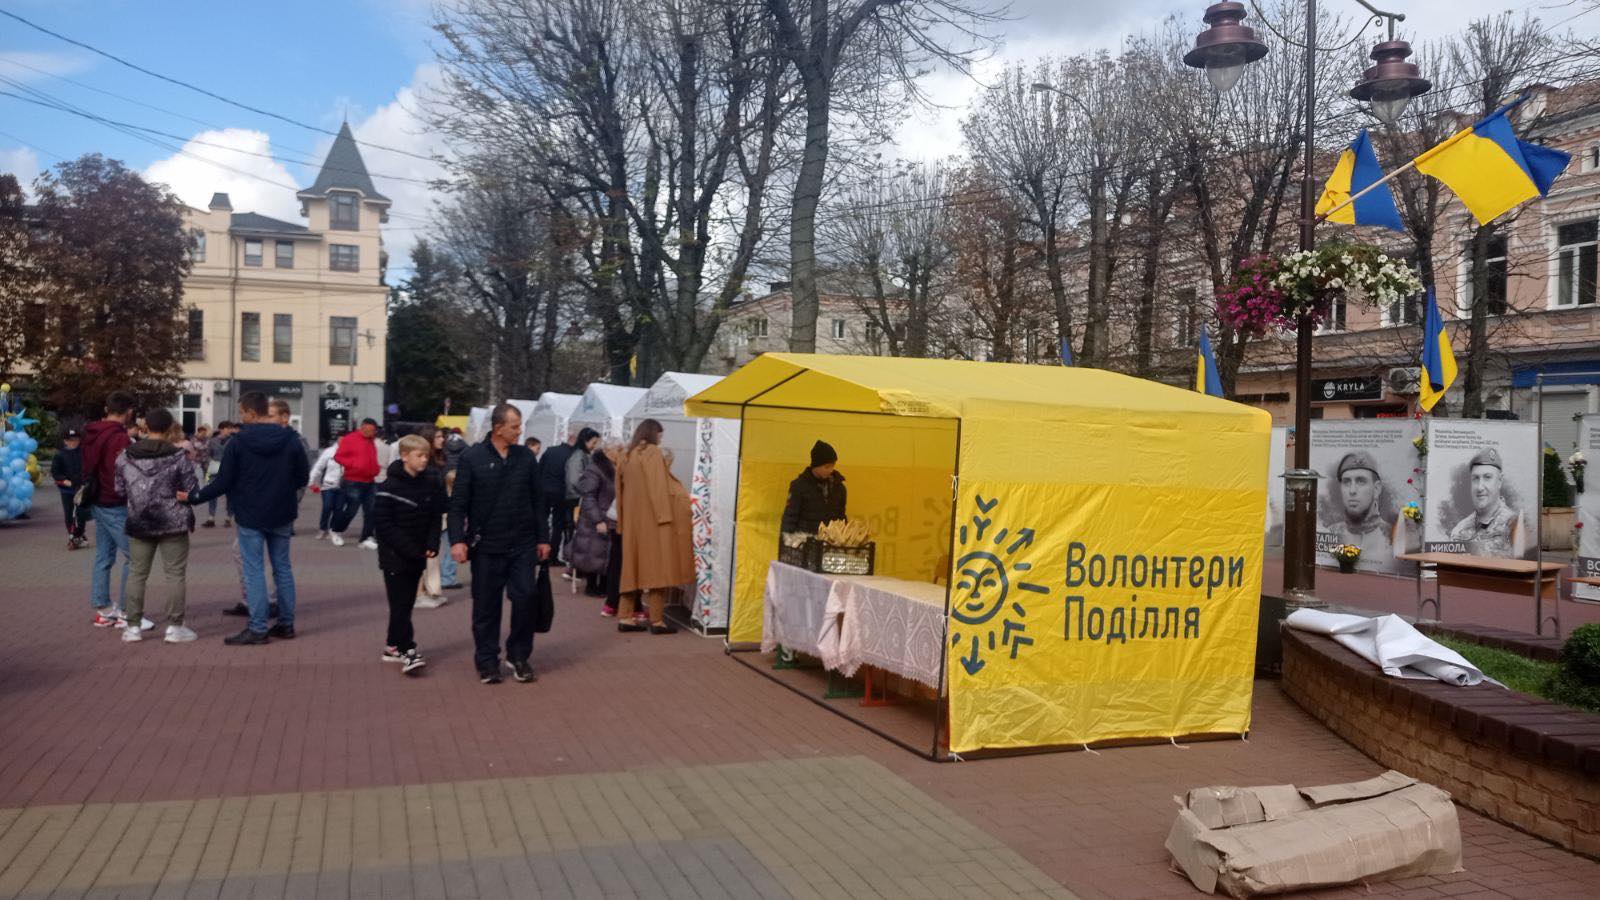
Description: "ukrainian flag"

(1415, 101), (1571, 225)
(1315, 129), (1403, 231)
(1419, 288), (1456, 412)
(1196, 329), (1223, 398)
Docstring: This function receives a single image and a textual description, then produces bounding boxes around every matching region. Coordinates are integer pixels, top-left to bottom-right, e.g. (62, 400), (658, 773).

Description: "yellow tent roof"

(685, 353), (1267, 427)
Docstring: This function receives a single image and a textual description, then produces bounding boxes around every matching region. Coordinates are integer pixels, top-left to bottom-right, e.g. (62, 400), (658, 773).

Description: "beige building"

(710, 283), (899, 374)
(178, 122), (389, 444)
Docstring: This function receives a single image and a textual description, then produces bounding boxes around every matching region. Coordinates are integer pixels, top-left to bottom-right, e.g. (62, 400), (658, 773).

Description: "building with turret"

(176, 123), (389, 445)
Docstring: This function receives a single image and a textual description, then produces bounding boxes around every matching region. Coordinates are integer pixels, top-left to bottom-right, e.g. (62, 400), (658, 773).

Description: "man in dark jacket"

(538, 430), (581, 564)
(50, 426), (88, 548)
(448, 403), (550, 684)
(781, 440), (848, 536)
(443, 429), (468, 474)
(82, 391), (135, 627)
(374, 434), (445, 675)
(183, 391), (311, 645)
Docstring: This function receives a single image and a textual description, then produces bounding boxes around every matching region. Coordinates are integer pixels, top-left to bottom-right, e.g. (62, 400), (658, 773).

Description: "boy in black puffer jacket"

(373, 434), (446, 674)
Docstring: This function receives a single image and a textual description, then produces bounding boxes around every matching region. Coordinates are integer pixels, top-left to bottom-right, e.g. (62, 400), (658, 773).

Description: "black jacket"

(539, 441), (574, 498)
(50, 445), (83, 490)
(448, 440), (549, 554)
(443, 435), (467, 474)
(374, 460), (446, 571)
(780, 468), (847, 535)
(188, 423), (311, 530)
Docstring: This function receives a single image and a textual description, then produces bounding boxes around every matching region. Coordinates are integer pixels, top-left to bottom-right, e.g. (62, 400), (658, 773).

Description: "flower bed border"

(1282, 626), (1600, 858)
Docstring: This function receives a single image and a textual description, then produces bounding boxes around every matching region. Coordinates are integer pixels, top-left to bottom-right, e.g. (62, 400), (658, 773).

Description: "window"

(273, 313), (293, 363)
(330, 192), (359, 230)
(1171, 288), (1196, 347)
(1315, 295), (1348, 333)
(275, 240), (294, 268)
(1556, 220), (1597, 308)
(330, 244), (359, 272)
(865, 320), (881, 348)
(1384, 263), (1423, 326)
(1464, 235), (1507, 315)
(749, 317), (769, 338)
(1585, 145), (1600, 173)
(831, 319), (846, 340)
(186, 308), (204, 360)
(243, 239), (262, 267)
(241, 312), (260, 362)
(60, 306), (83, 357)
(330, 316), (357, 365)
(179, 394), (201, 435)
(191, 229), (206, 263)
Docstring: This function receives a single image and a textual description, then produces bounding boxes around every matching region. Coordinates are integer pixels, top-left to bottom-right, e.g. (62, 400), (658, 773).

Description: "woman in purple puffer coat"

(114, 408), (201, 644)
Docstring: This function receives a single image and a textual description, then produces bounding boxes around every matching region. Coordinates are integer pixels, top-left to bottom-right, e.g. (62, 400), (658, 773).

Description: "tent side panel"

(946, 411), (1269, 753)
(690, 417), (741, 630)
(728, 408), (958, 645)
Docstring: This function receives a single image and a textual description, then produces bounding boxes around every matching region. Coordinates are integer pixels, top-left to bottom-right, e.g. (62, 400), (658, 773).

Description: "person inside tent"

(781, 440), (847, 538)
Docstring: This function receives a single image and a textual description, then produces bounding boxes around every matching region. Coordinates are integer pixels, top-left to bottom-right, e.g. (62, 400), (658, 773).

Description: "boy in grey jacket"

(114, 408), (200, 644)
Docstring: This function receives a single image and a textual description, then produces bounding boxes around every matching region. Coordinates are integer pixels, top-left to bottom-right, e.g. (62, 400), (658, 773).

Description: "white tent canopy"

(569, 384), (648, 444)
(624, 371), (740, 633)
(625, 372), (723, 484)
(466, 406), (492, 444)
(524, 392), (580, 448)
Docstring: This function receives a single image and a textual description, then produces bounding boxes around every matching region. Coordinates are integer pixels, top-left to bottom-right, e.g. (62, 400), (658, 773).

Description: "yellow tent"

(686, 354), (1270, 754)
(435, 415), (470, 432)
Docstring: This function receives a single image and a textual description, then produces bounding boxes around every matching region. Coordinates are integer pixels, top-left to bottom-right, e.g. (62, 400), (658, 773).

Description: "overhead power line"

(0, 5), (450, 168)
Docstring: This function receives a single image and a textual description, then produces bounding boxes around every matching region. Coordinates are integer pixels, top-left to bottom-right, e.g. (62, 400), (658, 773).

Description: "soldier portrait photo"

(1446, 446), (1528, 557)
(1310, 421), (1421, 574)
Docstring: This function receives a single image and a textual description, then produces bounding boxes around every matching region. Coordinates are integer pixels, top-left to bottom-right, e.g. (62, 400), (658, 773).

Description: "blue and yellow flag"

(1196, 329), (1223, 398)
(1415, 102), (1571, 225)
(1315, 129), (1403, 231)
(1419, 288), (1457, 412)
(1060, 337), (1073, 367)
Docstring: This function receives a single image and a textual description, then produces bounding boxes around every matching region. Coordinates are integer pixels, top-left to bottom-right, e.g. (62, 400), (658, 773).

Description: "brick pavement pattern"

(2, 501), (1598, 898)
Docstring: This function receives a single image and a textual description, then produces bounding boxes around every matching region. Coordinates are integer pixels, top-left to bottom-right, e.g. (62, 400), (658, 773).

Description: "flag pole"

(1315, 158), (1418, 223)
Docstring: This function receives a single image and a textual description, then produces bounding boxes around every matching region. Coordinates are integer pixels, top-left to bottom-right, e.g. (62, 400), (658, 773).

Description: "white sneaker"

(360, 538), (378, 550)
(316, 531), (328, 541)
(164, 625), (198, 643)
(140, 618), (155, 631)
(330, 533), (345, 547)
(415, 594), (446, 609)
(121, 625), (143, 642)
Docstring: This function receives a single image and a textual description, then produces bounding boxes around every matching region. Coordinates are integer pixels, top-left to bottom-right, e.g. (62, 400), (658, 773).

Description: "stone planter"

(1542, 507), (1574, 551)
(1336, 558), (1358, 574)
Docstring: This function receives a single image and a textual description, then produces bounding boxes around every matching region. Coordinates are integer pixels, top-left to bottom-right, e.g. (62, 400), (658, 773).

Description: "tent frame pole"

(932, 417), (961, 761)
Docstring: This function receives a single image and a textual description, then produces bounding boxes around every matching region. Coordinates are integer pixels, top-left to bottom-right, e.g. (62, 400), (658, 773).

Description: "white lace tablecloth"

(762, 562), (846, 667)
(832, 576), (948, 689)
(762, 562), (947, 689)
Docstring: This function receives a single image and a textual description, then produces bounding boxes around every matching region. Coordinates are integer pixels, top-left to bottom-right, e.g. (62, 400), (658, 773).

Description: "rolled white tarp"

(1285, 609), (1502, 687)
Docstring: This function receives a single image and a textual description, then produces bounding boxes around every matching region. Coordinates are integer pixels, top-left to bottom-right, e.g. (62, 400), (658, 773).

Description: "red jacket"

(81, 419), (132, 506)
(333, 430), (379, 483)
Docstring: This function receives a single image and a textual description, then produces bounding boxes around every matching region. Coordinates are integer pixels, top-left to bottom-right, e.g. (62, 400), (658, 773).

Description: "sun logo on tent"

(949, 495), (1044, 675)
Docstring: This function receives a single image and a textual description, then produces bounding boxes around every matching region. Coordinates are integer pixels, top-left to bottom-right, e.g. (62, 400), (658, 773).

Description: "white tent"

(524, 392), (580, 449)
(506, 398), (539, 445)
(466, 406), (492, 444)
(624, 372), (740, 633)
(568, 384), (647, 444)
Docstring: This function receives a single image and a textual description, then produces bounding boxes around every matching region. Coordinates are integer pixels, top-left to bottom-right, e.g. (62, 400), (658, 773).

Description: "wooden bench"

(1397, 552), (1565, 637)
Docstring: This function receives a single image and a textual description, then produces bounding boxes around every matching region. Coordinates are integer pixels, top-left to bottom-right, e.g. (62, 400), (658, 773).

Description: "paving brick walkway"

(1, 503), (1597, 898)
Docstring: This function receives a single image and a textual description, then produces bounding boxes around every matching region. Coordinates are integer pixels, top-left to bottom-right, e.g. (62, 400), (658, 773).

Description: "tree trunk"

(1462, 227), (1493, 417)
(788, 70), (830, 353)
(1081, 166), (1107, 366)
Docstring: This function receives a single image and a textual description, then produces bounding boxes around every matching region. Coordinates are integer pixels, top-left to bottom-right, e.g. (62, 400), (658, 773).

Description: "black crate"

(778, 538), (875, 576)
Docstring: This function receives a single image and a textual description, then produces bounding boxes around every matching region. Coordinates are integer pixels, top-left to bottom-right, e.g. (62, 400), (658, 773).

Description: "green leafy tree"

(1542, 447), (1573, 508)
(387, 240), (479, 419)
(28, 155), (191, 417)
(0, 174), (35, 382)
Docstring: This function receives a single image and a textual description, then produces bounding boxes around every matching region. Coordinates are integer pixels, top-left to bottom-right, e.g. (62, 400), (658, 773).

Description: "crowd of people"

(59, 392), (696, 682)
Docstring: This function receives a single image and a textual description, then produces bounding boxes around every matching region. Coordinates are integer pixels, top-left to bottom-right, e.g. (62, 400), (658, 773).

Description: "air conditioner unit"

(323, 382), (342, 395)
(1388, 366), (1421, 395)
(212, 380), (230, 393)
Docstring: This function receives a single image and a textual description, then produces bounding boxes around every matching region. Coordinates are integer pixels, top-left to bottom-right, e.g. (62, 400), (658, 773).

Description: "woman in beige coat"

(615, 419), (690, 634)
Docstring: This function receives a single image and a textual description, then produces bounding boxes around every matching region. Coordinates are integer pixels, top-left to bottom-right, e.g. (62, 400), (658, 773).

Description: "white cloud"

(0, 146), (40, 198)
(143, 129), (302, 221)
(0, 50), (90, 84)
(342, 63), (452, 273)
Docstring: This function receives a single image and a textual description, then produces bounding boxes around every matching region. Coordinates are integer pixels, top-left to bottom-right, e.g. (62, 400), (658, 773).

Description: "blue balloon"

(21, 437), (36, 453)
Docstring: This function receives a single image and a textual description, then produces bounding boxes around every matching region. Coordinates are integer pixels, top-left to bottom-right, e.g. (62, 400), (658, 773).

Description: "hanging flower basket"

(1216, 242), (1423, 338)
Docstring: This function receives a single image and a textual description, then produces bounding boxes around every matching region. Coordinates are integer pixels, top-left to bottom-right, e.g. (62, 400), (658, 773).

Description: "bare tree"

(764, 0), (997, 353)
(943, 167), (1050, 363)
(821, 160), (951, 357)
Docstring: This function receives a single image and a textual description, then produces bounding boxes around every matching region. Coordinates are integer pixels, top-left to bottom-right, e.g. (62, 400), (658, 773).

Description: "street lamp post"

(1183, 1), (1428, 603)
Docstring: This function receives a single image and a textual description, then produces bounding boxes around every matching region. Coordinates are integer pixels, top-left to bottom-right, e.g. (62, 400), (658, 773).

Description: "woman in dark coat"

(572, 446), (618, 607)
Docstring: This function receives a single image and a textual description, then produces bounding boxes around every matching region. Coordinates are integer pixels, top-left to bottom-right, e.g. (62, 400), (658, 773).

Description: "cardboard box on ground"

(1165, 770), (1462, 897)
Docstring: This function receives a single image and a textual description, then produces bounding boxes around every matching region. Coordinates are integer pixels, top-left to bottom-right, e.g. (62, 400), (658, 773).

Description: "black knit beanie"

(810, 440), (838, 467)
